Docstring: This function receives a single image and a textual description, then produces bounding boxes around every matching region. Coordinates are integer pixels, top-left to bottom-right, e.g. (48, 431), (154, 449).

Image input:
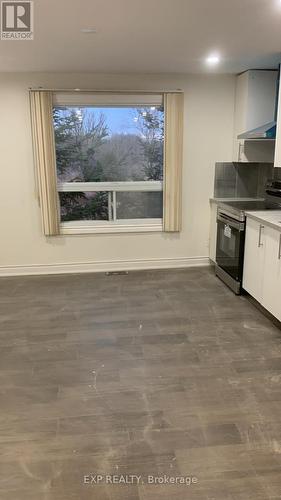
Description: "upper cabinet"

(233, 69), (278, 162)
(274, 75), (281, 169)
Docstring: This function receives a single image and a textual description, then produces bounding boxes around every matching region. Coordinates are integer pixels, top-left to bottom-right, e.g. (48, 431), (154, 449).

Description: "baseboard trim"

(244, 293), (281, 331)
(0, 257), (210, 277)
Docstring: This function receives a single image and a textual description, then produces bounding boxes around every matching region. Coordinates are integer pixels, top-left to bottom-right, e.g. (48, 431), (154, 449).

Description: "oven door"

(216, 212), (245, 282)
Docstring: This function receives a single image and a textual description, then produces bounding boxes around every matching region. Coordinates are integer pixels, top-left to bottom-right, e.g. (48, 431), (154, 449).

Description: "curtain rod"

(28, 88), (183, 94)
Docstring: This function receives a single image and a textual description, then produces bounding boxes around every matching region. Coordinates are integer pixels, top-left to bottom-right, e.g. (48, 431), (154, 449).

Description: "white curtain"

(30, 91), (60, 236)
(163, 92), (184, 232)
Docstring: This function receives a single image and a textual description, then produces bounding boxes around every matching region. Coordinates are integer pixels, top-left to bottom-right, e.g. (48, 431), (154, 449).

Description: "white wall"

(0, 73), (235, 275)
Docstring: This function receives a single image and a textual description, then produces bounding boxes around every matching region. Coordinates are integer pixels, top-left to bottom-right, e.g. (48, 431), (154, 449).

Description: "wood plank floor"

(0, 267), (281, 499)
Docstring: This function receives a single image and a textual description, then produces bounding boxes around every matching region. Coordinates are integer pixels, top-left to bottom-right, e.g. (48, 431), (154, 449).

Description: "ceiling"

(1, 0), (281, 73)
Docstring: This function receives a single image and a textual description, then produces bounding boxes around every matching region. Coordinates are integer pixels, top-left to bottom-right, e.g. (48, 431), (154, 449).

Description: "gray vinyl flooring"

(1, 266), (281, 499)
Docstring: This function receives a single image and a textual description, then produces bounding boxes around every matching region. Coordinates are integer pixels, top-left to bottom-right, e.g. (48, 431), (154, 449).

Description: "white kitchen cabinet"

(262, 226), (281, 322)
(243, 217), (281, 322)
(274, 75), (281, 169)
(209, 202), (218, 263)
(233, 69), (277, 162)
(242, 217), (266, 303)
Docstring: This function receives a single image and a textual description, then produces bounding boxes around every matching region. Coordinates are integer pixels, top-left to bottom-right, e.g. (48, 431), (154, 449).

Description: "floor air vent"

(106, 271), (129, 276)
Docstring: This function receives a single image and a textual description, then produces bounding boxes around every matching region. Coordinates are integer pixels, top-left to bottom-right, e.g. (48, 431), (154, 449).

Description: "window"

(30, 90), (183, 236)
(53, 94), (164, 233)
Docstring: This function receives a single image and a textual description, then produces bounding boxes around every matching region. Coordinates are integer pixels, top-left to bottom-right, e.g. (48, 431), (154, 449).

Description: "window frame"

(53, 94), (165, 234)
(29, 89), (183, 237)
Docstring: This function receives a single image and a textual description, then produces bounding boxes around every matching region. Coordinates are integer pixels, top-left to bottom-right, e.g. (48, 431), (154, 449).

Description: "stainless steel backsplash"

(213, 162), (279, 198)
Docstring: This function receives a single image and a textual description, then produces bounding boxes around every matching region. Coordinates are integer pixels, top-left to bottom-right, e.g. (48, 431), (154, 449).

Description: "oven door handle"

(265, 188), (281, 196)
(217, 213), (244, 231)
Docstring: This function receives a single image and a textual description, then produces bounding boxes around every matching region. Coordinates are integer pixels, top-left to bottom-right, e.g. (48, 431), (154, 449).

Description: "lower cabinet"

(243, 217), (281, 322)
(242, 218), (265, 303)
(262, 226), (281, 322)
(209, 202), (218, 263)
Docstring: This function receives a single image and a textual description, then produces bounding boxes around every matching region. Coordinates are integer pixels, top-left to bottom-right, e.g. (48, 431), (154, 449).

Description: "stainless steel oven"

(215, 210), (245, 294)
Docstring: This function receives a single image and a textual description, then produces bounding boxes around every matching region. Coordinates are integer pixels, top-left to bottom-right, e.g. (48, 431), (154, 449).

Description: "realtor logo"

(1, 1), (33, 39)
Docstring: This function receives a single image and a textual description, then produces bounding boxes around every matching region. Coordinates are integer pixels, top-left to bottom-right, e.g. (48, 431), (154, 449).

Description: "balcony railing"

(57, 181), (163, 232)
(57, 181), (163, 192)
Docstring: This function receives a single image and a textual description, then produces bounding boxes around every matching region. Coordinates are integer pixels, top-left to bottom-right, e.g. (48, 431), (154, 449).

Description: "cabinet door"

(274, 75), (281, 169)
(234, 70), (277, 162)
(242, 218), (266, 302)
(209, 202), (218, 263)
(262, 227), (281, 322)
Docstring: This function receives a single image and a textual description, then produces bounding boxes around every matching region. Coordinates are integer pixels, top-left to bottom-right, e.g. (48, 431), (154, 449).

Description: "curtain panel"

(163, 92), (184, 232)
(29, 90), (60, 236)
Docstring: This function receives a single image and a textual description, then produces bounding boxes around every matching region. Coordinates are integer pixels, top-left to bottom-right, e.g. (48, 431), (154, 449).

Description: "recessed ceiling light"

(206, 53), (221, 66)
(81, 28), (97, 34)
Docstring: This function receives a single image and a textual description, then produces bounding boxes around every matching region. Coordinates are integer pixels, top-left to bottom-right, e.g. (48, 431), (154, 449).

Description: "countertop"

(245, 210), (281, 232)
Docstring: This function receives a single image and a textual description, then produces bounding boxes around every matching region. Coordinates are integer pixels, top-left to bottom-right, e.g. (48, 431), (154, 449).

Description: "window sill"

(60, 220), (163, 235)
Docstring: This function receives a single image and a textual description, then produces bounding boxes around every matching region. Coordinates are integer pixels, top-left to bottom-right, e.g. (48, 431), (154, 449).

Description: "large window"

(29, 90), (183, 236)
(53, 93), (164, 233)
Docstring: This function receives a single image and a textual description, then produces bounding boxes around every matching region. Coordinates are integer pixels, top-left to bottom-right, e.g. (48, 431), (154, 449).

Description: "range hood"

(238, 66), (280, 141)
(237, 121), (276, 140)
